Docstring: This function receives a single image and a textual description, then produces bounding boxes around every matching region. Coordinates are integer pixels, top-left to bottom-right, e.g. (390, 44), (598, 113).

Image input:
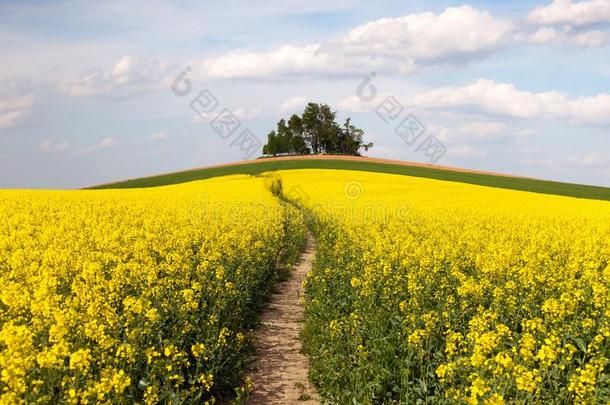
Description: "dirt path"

(247, 235), (319, 404)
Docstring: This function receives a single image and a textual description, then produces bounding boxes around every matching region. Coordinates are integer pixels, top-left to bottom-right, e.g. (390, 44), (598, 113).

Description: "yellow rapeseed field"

(2, 168), (609, 404)
(0, 175), (306, 404)
(278, 169), (610, 404)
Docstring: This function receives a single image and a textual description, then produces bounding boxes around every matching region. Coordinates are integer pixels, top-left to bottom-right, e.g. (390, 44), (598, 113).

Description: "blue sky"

(1, 0), (609, 188)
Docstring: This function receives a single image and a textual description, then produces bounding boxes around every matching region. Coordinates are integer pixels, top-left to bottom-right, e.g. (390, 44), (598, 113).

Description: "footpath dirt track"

(247, 235), (319, 405)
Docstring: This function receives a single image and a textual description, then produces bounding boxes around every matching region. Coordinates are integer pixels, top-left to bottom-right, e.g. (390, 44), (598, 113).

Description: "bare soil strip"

(247, 235), (319, 404)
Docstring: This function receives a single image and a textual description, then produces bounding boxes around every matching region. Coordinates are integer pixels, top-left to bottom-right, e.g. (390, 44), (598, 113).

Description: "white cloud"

(39, 139), (71, 153)
(527, 27), (561, 44)
(150, 131), (168, 141)
(524, 0), (610, 47)
(96, 137), (118, 149)
(340, 6), (513, 61)
(521, 26), (610, 46)
(200, 5), (513, 78)
(528, 0), (610, 27)
(570, 29), (610, 46)
(407, 79), (610, 125)
(454, 122), (507, 138)
(112, 55), (135, 78)
(0, 97), (32, 113)
(432, 121), (508, 144)
(340, 78), (610, 125)
(0, 110), (25, 129)
(61, 56), (173, 97)
(77, 137), (118, 153)
(407, 80), (568, 118)
(232, 108), (262, 119)
(280, 96), (308, 112)
(0, 95), (33, 129)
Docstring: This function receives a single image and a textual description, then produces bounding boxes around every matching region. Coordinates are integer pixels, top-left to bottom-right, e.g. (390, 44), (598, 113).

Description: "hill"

(89, 155), (610, 201)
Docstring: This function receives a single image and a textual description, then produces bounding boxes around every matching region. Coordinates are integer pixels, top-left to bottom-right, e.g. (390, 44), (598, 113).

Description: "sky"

(1, 0), (609, 189)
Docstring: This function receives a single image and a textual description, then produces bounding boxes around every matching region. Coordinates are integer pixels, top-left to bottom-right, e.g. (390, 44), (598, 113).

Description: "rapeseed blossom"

(0, 175), (306, 403)
(285, 169), (610, 404)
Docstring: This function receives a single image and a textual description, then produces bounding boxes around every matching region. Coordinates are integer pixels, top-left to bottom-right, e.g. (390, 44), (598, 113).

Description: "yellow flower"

(110, 369), (131, 393)
(483, 393), (505, 405)
(328, 320), (341, 338)
(407, 329), (426, 347)
(0, 175), (307, 403)
(535, 336), (559, 368)
(468, 375), (490, 404)
(69, 349), (90, 372)
(164, 346), (175, 358)
(217, 327), (230, 347)
(568, 359), (607, 402)
(198, 372), (214, 392)
(519, 333), (537, 360)
(191, 343), (207, 359)
(494, 352), (513, 369)
(436, 363), (455, 381)
(542, 298), (565, 320)
(3, 167), (610, 403)
(145, 308), (159, 322)
(514, 365), (541, 393)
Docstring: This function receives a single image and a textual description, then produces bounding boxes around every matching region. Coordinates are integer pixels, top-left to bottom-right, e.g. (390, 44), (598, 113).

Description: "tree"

(301, 103), (321, 154)
(262, 130), (279, 156)
(287, 114), (309, 154)
(341, 118), (372, 156)
(275, 119), (291, 154)
(262, 102), (372, 156)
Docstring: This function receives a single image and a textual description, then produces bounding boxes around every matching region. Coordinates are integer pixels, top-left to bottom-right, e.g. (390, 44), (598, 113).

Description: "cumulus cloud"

(61, 56), (173, 97)
(570, 29), (610, 45)
(0, 111), (23, 128)
(199, 5), (513, 78)
(340, 78), (610, 125)
(406, 80), (569, 118)
(0, 80), (33, 129)
(279, 96), (308, 112)
(452, 122), (507, 138)
(76, 137), (118, 153)
(232, 108), (262, 119)
(520, 26), (610, 46)
(526, 27), (562, 43)
(409, 79), (610, 125)
(528, 0), (610, 26)
(150, 131), (168, 141)
(432, 121), (508, 144)
(523, 1), (610, 47)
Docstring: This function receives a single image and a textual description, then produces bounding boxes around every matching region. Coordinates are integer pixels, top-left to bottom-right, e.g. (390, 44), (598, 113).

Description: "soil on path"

(247, 235), (319, 404)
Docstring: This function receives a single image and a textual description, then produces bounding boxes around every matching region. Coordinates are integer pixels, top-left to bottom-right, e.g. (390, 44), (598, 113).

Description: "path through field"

(247, 234), (319, 404)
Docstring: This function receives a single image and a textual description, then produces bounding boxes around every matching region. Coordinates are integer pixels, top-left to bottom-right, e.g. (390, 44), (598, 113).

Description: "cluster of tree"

(262, 103), (373, 156)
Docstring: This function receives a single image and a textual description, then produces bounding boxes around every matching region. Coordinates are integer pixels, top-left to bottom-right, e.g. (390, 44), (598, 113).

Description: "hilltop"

(89, 155), (610, 201)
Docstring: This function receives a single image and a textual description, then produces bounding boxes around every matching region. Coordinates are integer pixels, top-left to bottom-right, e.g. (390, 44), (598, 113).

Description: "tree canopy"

(262, 103), (373, 156)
